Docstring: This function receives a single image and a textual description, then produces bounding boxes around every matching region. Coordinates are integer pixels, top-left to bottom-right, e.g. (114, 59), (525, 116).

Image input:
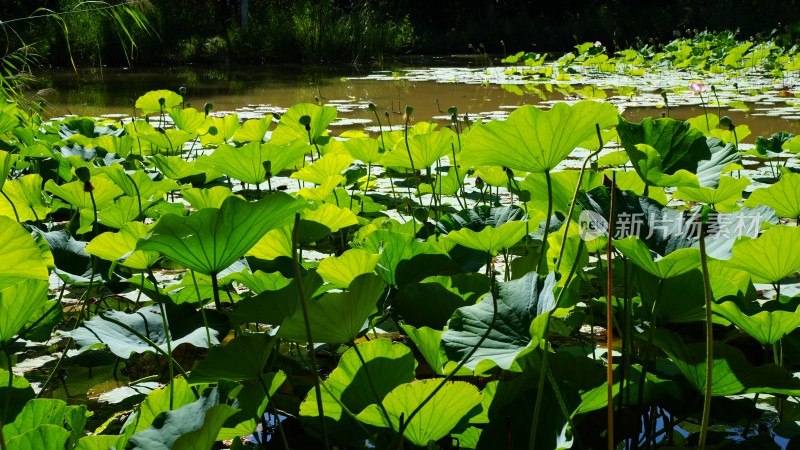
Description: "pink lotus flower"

(594, 41), (602, 47)
(689, 81), (707, 94)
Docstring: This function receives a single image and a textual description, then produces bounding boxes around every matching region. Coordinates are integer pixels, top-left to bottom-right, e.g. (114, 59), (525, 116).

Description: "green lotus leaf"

(44, 176), (123, 210)
(442, 271), (557, 371)
(199, 114), (240, 146)
(400, 325), (472, 376)
(7, 424), (69, 450)
(97, 196), (155, 229)
(304, 203), (358, 233)
(343, 136), (383, 164)
(356, 379), (482, 447)
(71, 304), (221, 358)
(714, 301), (800, 345)
(0, 216), (49, 290)
(247, 226), (293, 261)
(216, 371), (286, 440)
(232, 116), (272, 143)
(0, 279), (49, 345)
(128, 388), (238, 450)
(0, 110), (18, 135)
(437, 205), (526, 233)
(291, 152), (354, 185)
(0, 368), (34, 424)
(168, 107), (207, 134)
(418, 165), (465, 196)
(461, 100), (619, 173)
(445, 220), (527, 255)
(300, 338), (417, 442)
(613, 236), (700, 279)
(189, 332), (276, 383)
(135, 89), (182, 115)
(271, 103), (337, 145)
(75, 435), (127, 450)
(317, 249), (380, 288)
(137, 193), (305, 276)
(653, 329), (800, 396)
(618, 117), (738, 188)
(278, 273), (385, 344)
(181, 186), (237, 210)
(744, 173), (800, 219)
(85, 222), (159, 269)
(98, 167), (179, 200)
(673, 175), (750, 210)
(382, 127), (454, 170)
(394, 273), (490, 329)
(0, 174), (50, 222)
(473, 165), (509, 187)
(124, 377), (200, 435)
(519, 170), (603, 218)
(138, 128), (194, 153)
(228, 270), (323, 326)
(196, 142), (271, 185)
(2, 399), (75, 442)
(226, 270), (291, 294)
(354, 230), (443, 286)
(596, 150), (629, 167)
(0, 150), (18, 190)
(724, 226), (800, 283)
(749, 131), (794, 158)
(149, 154), (222, 183)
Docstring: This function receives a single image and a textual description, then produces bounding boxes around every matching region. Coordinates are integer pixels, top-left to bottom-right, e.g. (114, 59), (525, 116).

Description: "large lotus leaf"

(128, 387), (238, 450)
(197, 113), (240, 146)
(0, 174), (49, 222)
(317, 249), (380, 288)
(460, 100), (618, 173)
(518, 170), (603, 218)
(673, 175), (750, 210)
(618, 116), (708, 175)
(0, 279), (52, 344)
(419, 164), (465, 196)
(232, 116), (272, 143)
(300, 338), (417, 442)
(713, 301), (800, 345)
(401, 325), (472, 376)
(125, 378), (199, 435)
(149, 154), (221, 183)
(291, 152), (353, 185)
(137, 193), (305, 276)
(653, 329), (800, 396)
(695, 138), (740, 188)
(723, 226), (800, 283)
(382, 127), (454, 170)
(135, 90), (183, 115)
(247, 226), (293, 261)
(181, 186), (237, 210)
(343, 136), (383, 164)
(354, 230), (443, 286)
(138, 128), (194, 153)
(744, 173), (800, 219)
(226, 270), (291, 294)
(442, 271), (557, 371)
(169, 107), (207, 134)
(2, 399), (73, 441)
(625, 143), (702, 188)
(614, 236), (700, 279)
(751, 131), (794, 158)
(634, 269), (706, 323)
(33, 229), (99, 284)
(0, 111), (18, 135)
(97, 197), (155, 229)
(44, 176), (123, 210)
(0, 150), (18, 190)
(96, 167), (179, 200)
(86, 222), (159, 269)
(7, 424), (69, 450)
(217, 371), (286, 440)
(71, 304), (221, 358)
(437, 205), (526, 233)
(271, 103), (337, 145)
(445, 220), (527, 256)
(304, 203), (358, 233)
(0, 216), (49, 289)
(189, 332), (276, 383)
(229, 270), (323, 326)
(357, 379), (482, 447)
(196, 142), (271, 185)
(395, 273), (490, 329)
(278, 273), (385, 344)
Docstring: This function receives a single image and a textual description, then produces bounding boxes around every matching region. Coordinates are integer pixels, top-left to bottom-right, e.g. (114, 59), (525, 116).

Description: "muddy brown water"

(35, 63), (800, 141)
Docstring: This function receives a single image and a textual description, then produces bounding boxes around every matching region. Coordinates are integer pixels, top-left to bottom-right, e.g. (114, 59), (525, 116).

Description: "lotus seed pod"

(178, 86), (187, 95)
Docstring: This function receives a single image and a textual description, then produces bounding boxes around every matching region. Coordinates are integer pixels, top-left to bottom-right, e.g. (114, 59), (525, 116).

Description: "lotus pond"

(3, 34), (800, 450)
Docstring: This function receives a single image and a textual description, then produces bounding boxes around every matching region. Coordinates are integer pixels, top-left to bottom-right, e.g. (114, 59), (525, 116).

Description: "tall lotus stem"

(606, 172), (616, 450)
(536, 170), (553, 274)
(292, 213), (330, 450)
(698, 206), (714, 450)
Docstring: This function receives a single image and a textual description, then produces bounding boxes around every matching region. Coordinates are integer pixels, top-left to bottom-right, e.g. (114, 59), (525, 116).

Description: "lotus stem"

(0, 190), (19, 223)
(292, 213), (330, 450)
(536, 170), (553, 274)
(157, 301), (175, 409)
(698, 210), (714, 450)
(257, 377), (290, 450)
(210, 273), (222, 310)
(352, 343), (393, 432)
(606, 171), (616, 450)
(190, 270), (213, 347)
(555, 123), (604, 272)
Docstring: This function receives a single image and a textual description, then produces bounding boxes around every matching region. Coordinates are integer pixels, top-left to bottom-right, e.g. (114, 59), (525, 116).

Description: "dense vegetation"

(3, 0), (800, 66)
(1, 34), (800, 446)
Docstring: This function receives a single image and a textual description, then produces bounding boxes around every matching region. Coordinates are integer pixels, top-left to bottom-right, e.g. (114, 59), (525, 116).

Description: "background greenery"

(2, 0), (800, 66)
